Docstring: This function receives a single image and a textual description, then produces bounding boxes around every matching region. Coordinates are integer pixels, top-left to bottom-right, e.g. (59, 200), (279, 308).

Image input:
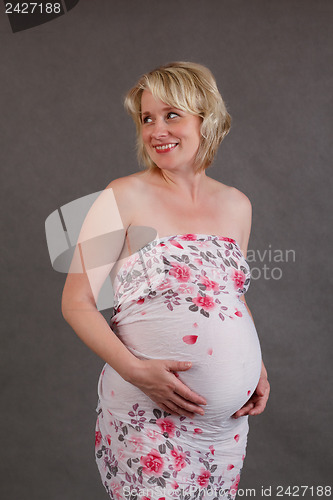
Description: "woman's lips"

(153, 143), (178, 154)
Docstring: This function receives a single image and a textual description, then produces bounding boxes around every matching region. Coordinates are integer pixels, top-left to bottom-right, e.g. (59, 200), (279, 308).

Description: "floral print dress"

(95, 234), (262, 500)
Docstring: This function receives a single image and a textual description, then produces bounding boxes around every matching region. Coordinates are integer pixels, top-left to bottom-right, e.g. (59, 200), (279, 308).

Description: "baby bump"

(169, 315), (261, 420)
(110, 305), (262, 420)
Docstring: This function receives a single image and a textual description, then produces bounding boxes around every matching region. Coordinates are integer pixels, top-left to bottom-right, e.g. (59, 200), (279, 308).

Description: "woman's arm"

(62, 179), (207, 418)
(61, 180), (141, 381)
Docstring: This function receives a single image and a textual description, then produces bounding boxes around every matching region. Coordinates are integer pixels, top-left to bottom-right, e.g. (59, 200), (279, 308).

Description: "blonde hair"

(124, 61), (231, 172)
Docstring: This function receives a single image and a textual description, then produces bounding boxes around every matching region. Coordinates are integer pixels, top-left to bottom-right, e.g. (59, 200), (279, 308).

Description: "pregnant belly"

(104, 304), (262, 421)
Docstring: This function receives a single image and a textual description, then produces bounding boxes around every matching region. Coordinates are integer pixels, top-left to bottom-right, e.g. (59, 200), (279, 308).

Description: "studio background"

(1, 1), (332, 499)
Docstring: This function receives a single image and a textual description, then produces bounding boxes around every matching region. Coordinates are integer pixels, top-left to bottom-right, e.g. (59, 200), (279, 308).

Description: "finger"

(254, 377), (268, 396)
(163, 400), (195, 419)
(158, 402), (184, 417)
(233, 407), (253, 419)
(168, 360), (194, 373)
(171, 393), (205, 416)
(255, 385), (265, 396)
(247, 388), (270, 415)
(249, 398), (268, 415)
(253, 387), (269, 407)
(158, 403), (174, 415)
(232, 402), (255, 418)
(166, 361), (207, 405)
(173, 379), (207, 406)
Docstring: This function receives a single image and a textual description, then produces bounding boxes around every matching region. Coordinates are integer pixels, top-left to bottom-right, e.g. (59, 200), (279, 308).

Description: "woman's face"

(140, 90), (202, 172)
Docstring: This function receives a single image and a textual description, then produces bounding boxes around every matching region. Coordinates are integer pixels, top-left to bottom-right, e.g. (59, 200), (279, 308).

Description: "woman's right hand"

(127, 358), (207, 418)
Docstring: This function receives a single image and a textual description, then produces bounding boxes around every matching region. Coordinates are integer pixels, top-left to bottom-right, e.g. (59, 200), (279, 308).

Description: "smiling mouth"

(154, 143), (178, 153)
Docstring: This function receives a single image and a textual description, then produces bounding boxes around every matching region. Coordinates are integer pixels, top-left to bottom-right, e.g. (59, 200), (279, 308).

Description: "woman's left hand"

(232, 360), (270, 418)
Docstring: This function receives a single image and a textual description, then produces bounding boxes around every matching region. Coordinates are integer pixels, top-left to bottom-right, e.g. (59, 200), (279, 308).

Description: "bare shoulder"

(104, 171), (148, 202)
(227, 187), (252, 255)
(104, 171), (146, 194)
(227, 186), (252, 215)
(103, 171), (148, 227)
(211, 179), (252, 212)
(211, 181), (252, 254)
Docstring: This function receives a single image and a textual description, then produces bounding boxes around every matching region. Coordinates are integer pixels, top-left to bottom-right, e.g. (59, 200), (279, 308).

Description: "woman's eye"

(167, 112), (179, 119)
(142, 116), (152, 124)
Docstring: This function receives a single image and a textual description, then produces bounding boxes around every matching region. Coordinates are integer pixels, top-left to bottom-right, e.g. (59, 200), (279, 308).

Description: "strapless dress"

(95, 234), (262, 500)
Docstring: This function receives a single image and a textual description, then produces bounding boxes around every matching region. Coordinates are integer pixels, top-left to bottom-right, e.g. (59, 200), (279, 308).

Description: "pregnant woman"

(62, 62), (270, 500)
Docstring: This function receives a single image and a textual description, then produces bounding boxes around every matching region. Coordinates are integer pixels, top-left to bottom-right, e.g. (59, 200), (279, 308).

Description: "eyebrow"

(141, 106), (179, 117)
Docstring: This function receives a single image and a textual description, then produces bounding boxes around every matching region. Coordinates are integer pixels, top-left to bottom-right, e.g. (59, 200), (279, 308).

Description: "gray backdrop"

(1, 1), (332, 499)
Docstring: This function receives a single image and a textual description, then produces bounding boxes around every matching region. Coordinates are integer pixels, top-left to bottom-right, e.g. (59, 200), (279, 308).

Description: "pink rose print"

(182, 335), (198, 344)
(171, 480), (179, 490)
(171, 448), (187, 471)
(110, 481), (123, 500)
(232, 270), (246, 289)
(157, 278), (172, 290)
(105, 434), (112, 446)
(130, 256), (141, 271)
(192, 295), (215, 311)
(230, 474), (241, 493)
(194, 428), (203, 434)
(207, 347), (213, 355)
(180, 234), (197, 240)
(139, 498), (164, 500)
(178, 283), (194, 294)
(197, 469), (211, 487)
(227, 464), (234, 470)
(146, 428), (163, 442)
(234, 434), (240, 442)
(235, 309), (243, 317)
(156, 417), (176, 438)
(169, 263), (191, 282)
(128, 434), (144, 452)
(199, 275), (219, 291)
(219, 236), (235, 243)
(140, 448), (164, 474)
(170, 239), (184, 249)
(137, 298), (145, 305)
(95, 430), (102, 448)
(196, 240), (211, 249)
(194, 258), (203, 266)
(209, 444), (215, 455)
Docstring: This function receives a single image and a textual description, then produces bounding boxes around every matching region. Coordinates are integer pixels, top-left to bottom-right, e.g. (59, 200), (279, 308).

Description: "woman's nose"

(151, 118), (168, 138)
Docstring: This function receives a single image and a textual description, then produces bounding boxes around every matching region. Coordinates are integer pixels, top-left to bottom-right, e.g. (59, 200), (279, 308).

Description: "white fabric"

(95, 234), (262, 500)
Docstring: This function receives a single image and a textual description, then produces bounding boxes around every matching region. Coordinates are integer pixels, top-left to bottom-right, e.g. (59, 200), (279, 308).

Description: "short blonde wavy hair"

(124, 61), (231, 172)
